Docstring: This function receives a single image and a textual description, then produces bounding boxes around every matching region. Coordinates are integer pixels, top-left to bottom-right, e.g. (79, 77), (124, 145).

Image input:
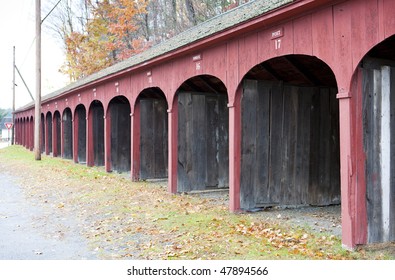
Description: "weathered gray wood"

(206, 97), (218, 187)
(92, 104), (104, 166)
(255, 81), (271, 205)
(390, 67), (395, 241)
(177, 92), (191, 192)
(77, 107), (86, 163)
(47, 115), (53, 153)
(140, 99), (154, 179)
(241, 79), (340, 210)
(364, 67), (383, 242)
(268, 82), (283, 205)
(153, 99), (168, 178)
(329, 88), (341, 203)
(41, 115), (45, 153)
(63, 109), (73, 159)
(55, 114), (61, 157)
(217, 96), (229, 188)
(177, 92), (228, 192)
(241, 80), (258, 209)
(110, 101), (131, 173)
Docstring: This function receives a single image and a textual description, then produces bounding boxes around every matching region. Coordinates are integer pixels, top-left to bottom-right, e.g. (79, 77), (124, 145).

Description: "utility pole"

(12, 46), (15, 145)
(34, 0), (41, 160)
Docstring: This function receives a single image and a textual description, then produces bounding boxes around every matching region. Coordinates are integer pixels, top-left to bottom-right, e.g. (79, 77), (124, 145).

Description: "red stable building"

(14, 0), (395, 249)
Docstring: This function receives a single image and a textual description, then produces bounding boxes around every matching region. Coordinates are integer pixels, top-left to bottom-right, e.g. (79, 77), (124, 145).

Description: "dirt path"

(0, 173), (96, 260)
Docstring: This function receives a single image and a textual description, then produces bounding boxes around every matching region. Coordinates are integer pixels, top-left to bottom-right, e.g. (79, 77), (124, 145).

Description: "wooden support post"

(228, 89), (242, 212)
(337, 90), (357, 249)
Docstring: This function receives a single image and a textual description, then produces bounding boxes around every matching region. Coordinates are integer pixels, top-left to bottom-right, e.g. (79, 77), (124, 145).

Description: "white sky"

(0, 0), (68, 110)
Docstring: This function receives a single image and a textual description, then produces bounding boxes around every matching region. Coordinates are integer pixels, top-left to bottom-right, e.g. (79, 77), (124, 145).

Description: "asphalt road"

(0, 172), (96, 260)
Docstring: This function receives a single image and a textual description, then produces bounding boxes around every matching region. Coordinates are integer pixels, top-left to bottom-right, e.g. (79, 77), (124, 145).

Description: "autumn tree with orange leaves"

(61, 0), (149, 81)
(44, 0), (250, 82)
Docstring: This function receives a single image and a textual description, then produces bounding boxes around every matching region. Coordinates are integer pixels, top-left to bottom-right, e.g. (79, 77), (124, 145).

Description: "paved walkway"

(0, 172), (96, 260)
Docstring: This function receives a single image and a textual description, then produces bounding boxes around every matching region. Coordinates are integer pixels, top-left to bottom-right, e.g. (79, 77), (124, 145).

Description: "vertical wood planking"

(192, 94), (207, 190)
(390, 67), (395, 241)
(255, 81), (270, 206)
(218, 95), (229, 188)
(365, 68), (383, 242)
(206, 97), (219, 187)
(178, 92), (228, 192)
(154, 99), (168, 178)
(312, 7), (334, 65)
(268, 82), (283, 205)
(140, 99), (154, 179)
(241, 79), (340, 209)
(241, 80), (258, 209)
(380, 66), (391, 241)
(330, 88), (341, 203)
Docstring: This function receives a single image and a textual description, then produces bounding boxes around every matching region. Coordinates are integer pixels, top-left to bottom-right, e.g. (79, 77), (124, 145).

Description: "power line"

(19, 36), (36, 68)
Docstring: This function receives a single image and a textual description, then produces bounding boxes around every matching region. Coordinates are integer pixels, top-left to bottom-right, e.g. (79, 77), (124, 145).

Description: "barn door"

(240, 79), (340, 210)
(363, 64), (395, 243)
(140, 98), (168, 179)
(177, 92), (229, 192)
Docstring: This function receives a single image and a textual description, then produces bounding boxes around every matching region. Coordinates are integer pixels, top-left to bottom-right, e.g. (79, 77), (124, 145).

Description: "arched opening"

(358, 35), (395, 243)
(240, 55), (340, 210)
(88, 100), (105, 167)
(40, 113), (45, 153)
(177, 75), (229, 192)
(62, 108), (73, 159)
(108, 96), (131, 173)
(137, 88), (168, 179)
(53, 111), (61, 157)
(75, 105), (87, 163)
(46, 112), (53, 155)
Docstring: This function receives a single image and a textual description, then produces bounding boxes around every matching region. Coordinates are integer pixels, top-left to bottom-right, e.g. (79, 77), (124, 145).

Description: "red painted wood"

(229, 87), (242, 212)
(351, 68), (368, 244)
(333, 2), (353, 92)
(238, 33), (258, 82)
(350, 0), (379, 71)
(383, 0), (395, 38)
(293, 14), (313, 55)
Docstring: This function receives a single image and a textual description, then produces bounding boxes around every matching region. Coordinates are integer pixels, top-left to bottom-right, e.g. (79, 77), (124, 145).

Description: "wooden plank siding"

(110, 100), (131, 173)
(362, 60), (395, 243)
(139, 98), (168, 179)
(177, 92), (229, 192)
(240, 80), (340, 210)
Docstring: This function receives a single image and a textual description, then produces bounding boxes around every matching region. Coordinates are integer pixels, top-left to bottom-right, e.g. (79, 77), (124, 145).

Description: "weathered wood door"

(140, 98), (168, 179)
(241, 80), (340, 210)
(177, 92), (229, 192)
(363, 61), (395, 243)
